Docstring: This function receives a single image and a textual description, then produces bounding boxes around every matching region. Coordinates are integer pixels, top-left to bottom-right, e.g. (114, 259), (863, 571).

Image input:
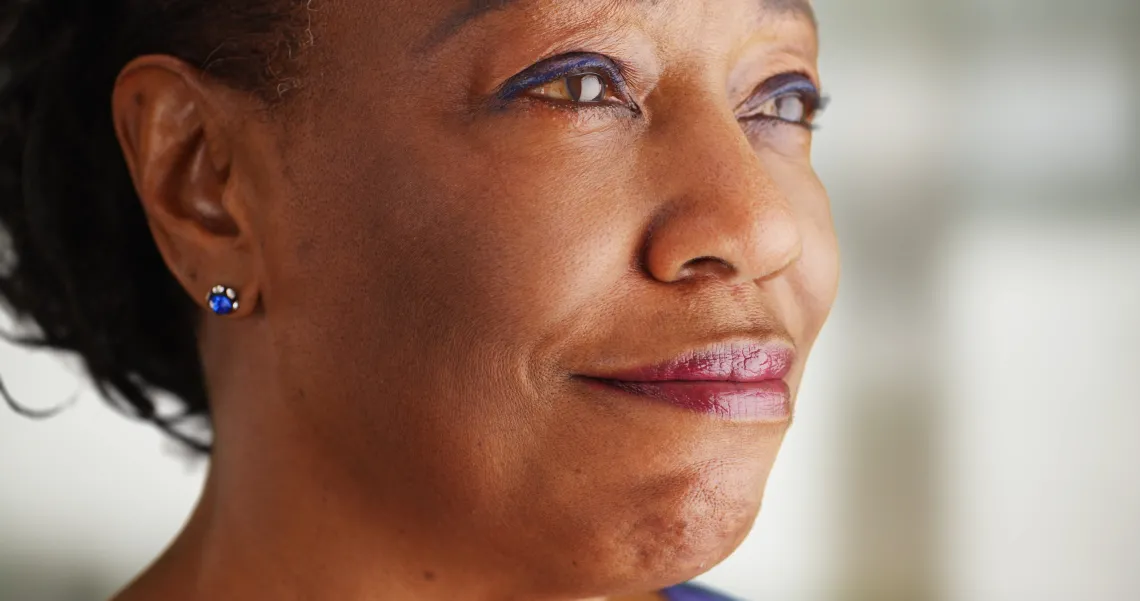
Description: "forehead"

(301, 0), (819, 106)
(424, 0), (816, 51)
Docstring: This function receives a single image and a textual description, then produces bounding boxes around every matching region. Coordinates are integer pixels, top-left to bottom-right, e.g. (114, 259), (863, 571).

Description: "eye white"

(577, 74), (604, 102)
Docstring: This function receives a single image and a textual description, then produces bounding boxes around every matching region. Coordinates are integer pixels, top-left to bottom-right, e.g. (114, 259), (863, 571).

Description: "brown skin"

(109, 0), (836, 600)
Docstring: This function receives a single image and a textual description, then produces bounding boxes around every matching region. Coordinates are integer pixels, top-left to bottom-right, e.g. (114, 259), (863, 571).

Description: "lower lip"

(580, 378), (791, 422)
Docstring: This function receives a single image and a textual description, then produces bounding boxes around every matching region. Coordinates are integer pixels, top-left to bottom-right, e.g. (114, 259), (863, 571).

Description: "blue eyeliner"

(739, 72), (823, 127)
(494, 52), (631, 108)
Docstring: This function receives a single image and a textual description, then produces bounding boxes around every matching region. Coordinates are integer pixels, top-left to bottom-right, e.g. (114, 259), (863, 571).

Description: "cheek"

(430, 122), (656, 327)
(767, 160), (840, 342)
(799, 194), (840, 333)
(258, 113), (644, 448)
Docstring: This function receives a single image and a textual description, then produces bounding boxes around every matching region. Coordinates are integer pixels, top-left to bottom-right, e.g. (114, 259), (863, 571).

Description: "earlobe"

(206, 285), (243, 317)
(111, 55), (262, 318)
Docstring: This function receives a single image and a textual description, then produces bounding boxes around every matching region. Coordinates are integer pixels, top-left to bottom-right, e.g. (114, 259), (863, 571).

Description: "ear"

(111, 55), (261, 318)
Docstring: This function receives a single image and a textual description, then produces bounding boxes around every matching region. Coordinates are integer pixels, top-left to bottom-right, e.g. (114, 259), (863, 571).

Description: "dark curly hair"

(0, 0), (314, 452)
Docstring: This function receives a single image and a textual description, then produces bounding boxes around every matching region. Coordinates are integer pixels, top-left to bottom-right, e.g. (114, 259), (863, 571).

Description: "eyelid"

(737, 72), (823, 122)
(495, 52), (637, 109)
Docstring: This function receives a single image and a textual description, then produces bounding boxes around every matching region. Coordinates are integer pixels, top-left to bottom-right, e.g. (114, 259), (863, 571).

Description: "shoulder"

(661, 582), (744, 601)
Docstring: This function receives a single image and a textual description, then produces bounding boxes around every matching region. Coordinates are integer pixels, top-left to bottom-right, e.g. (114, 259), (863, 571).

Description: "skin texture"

(109, 0), (836, 600)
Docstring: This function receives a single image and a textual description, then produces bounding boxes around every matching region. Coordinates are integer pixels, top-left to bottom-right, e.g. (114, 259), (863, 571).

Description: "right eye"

(526, 73), (616, 104)
(496, 52), (639, 113)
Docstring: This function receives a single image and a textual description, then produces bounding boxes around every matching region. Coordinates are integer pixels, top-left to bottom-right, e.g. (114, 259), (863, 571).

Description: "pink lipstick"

(580, 341), (794, 421)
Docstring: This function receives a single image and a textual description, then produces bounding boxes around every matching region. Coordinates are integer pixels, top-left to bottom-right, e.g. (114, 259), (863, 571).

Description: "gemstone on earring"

(207, 285), (240, 316)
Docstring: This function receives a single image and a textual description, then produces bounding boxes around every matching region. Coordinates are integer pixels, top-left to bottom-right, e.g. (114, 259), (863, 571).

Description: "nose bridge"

(640, 87), (803, 286)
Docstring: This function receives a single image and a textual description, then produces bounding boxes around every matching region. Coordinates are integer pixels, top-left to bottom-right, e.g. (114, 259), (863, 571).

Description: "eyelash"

(498, 53), (826, 130)
(496, 53), (640, 113)
(737, 74), (826, 131)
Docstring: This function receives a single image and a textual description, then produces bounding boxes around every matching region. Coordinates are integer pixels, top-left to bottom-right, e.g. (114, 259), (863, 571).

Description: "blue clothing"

(662, 582), (739, 600)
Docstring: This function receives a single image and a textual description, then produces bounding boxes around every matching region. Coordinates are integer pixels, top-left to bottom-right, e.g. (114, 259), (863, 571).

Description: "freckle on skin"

(423, 570), (436, 582)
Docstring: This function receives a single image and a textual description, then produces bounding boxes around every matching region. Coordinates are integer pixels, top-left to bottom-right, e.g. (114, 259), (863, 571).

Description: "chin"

(620, 487), (760, 583)
(525, 467), (767, 599)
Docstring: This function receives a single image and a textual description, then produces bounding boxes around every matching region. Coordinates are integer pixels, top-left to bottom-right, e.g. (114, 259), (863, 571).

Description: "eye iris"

(567, 74), (605, 102)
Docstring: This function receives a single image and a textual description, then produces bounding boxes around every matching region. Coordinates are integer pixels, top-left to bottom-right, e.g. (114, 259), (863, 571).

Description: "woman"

(0, 0), (837, 599)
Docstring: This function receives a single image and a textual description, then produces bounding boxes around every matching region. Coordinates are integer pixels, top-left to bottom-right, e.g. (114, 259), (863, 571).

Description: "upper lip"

(583, 339), (795, 383)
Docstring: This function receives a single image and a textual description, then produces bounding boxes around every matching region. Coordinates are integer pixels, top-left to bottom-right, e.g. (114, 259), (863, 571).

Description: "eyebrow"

(419, 0), (816, 53)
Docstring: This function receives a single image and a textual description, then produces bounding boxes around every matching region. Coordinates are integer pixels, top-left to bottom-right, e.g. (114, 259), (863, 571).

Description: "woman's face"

(209, 0), (835, 596)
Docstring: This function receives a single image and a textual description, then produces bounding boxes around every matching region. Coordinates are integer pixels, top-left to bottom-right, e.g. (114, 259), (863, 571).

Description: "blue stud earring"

(207, 285), (240, 316)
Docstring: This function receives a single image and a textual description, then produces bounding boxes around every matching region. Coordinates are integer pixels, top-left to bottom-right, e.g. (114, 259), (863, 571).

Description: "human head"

(1, 0), (837, 597)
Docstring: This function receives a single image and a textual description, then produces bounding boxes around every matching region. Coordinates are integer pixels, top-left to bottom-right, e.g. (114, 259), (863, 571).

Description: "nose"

(640, 95), (803, 286)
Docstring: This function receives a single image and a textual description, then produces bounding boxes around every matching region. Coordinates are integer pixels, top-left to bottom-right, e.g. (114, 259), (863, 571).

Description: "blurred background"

(2, 0), (1138, 600)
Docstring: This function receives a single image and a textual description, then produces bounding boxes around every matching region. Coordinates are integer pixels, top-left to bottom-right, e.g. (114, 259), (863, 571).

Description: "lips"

(579, 341), (795, 422)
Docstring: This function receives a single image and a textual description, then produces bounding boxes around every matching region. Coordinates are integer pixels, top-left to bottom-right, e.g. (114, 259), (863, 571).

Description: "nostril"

(677, 256), (735, 280)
